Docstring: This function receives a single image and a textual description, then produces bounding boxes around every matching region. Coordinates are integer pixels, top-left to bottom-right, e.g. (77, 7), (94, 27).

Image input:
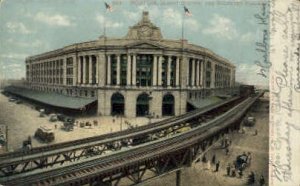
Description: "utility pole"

(176, 170), (181, 186)
(5, 125), (8, 152)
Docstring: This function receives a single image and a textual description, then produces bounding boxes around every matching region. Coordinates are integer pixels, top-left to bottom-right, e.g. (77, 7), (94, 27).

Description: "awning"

(4, 86), (97, 110)
(187, 96), (224, 109)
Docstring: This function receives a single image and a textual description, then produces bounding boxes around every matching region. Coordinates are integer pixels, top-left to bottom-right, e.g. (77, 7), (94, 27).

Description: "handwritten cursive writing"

(270, 121), (300, 182)
(254, 3), (271, 78)
(294, 43), (300, 93)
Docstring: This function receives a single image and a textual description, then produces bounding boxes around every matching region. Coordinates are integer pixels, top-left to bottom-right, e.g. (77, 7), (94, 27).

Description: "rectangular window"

(120, 55), (127, 86)
(111, 55), (117, 85)
(136, 54), (153, 87)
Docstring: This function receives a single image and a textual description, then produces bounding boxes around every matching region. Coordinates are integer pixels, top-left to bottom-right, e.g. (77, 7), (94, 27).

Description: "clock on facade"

(138, 25), (153, 38)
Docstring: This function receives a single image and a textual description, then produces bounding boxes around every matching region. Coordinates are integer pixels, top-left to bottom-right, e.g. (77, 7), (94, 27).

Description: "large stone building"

(24, 11), (236, 117)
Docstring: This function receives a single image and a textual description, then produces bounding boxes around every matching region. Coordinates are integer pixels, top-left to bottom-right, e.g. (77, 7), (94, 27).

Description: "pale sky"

(0, 0), (269, 86)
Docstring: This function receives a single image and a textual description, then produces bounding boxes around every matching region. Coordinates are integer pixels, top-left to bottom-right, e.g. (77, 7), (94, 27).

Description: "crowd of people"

(199, 132), (266, 185)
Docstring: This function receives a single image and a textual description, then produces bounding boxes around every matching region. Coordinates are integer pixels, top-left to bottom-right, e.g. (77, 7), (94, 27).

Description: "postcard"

(0, 0), (299, 185)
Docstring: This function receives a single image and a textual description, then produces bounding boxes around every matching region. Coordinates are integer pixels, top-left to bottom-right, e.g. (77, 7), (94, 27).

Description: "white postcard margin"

(269, 0), (300, 186)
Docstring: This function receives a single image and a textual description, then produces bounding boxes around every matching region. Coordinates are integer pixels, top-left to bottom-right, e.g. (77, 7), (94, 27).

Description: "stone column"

(83, 56), (86, 84)
(116, 54), (121, 85)
(167, 56), (171, 86)
(230, 68), (235, 87)
(98, 53), (106, 86)
(211, 61), (215, 88)
(63, 58), (67, 85)
(200, 60), (204, 87)
(52, 60), (55, 84)
(55, 60), (57, 84)
(127, 54), (132, 86)
(186, 58), (189, 87)
(203, 59), (207, 88)
(196, 60), (200, 87)
(107, 54), (111, 85)
(157, 56), (162, 86)
(96, 55), (99, 84)
(180, 56), (188, 88)
(152, 55), (157, 86)
(77, 57), (81, 84)
(73, 56), (77, 86)
(175, 56), (180, 86)
(132, 54), (136, 85)
(89, 55), (93, 84)
(191, 59), (195, 87)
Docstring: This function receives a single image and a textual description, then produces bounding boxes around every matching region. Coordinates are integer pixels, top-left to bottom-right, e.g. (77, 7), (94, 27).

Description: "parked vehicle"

(0, 134), (6, 146)
(244, 116), (256, 126)
(49, 114), (58, 122)
(39, 109), (45, 117)
(63, 117), (75, 131)
(16, 100), (22, 104)
(9, 98), (16, 102)
(34, 126), (55, 143)
(57, 114), (67, 121)
(235, 154), (247, 170)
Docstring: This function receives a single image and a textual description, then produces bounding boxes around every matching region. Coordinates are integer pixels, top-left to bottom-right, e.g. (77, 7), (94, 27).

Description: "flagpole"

(104, 14), (106, 37)
(104, 8), (107, 86)
(181, 11), (185, 53)
(181, 12), (185, 90)
(182, 14), (185, 41)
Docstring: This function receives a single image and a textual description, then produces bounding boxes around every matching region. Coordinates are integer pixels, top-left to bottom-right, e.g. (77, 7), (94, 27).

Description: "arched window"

(162, 94), (175, 116)
(136, 93), (150, 116)
(111, 92), (125, 115)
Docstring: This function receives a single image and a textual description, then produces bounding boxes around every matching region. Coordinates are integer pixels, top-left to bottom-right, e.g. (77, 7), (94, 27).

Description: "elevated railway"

(0, 96), (243, 176)
(0, 92), (263, 185)
(0, 96), (240, 159)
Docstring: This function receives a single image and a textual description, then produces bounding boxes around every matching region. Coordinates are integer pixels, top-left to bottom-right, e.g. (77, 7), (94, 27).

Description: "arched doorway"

(136, 93), (150, 116)
(111, 93), (125, 115)
(162, 94), (175, 116)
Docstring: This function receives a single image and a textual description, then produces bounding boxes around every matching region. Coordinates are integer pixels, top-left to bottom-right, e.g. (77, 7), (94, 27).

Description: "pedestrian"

(215, 161), (220, 172)
(225, 147), (229, 155)
(212, 154), (216, 164)
(254, 129), (258, 136)
(55, 124), (57, 129)
(225, 136), (229, 147)
(238, 168), (243, 178)
(226, 163), (231, 176)
(259, 175), (265, 186)
(242, 127), (245, 134)
(207, 160), (211, 170)
(247, 171), (255, 184)
(229, 140), (232, 146)
(27, 136), (32, 148)
(202, 154), (207, 163)
(247, 152), (252, 166)
(231, 169), (236, 177)
(221, 138), (225, 148)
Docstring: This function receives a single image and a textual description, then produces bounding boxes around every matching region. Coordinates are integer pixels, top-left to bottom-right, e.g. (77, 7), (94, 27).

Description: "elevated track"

(0, 93), (263, 186)
(0, 96), (243, 176)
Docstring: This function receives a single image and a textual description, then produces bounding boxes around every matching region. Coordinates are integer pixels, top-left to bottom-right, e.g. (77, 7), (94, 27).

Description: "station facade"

(25, 11), (236, 118)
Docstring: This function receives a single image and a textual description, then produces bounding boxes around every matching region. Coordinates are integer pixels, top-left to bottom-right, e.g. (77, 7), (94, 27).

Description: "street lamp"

(117, 114), (123, 131)
(147, 95), (153, 124)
